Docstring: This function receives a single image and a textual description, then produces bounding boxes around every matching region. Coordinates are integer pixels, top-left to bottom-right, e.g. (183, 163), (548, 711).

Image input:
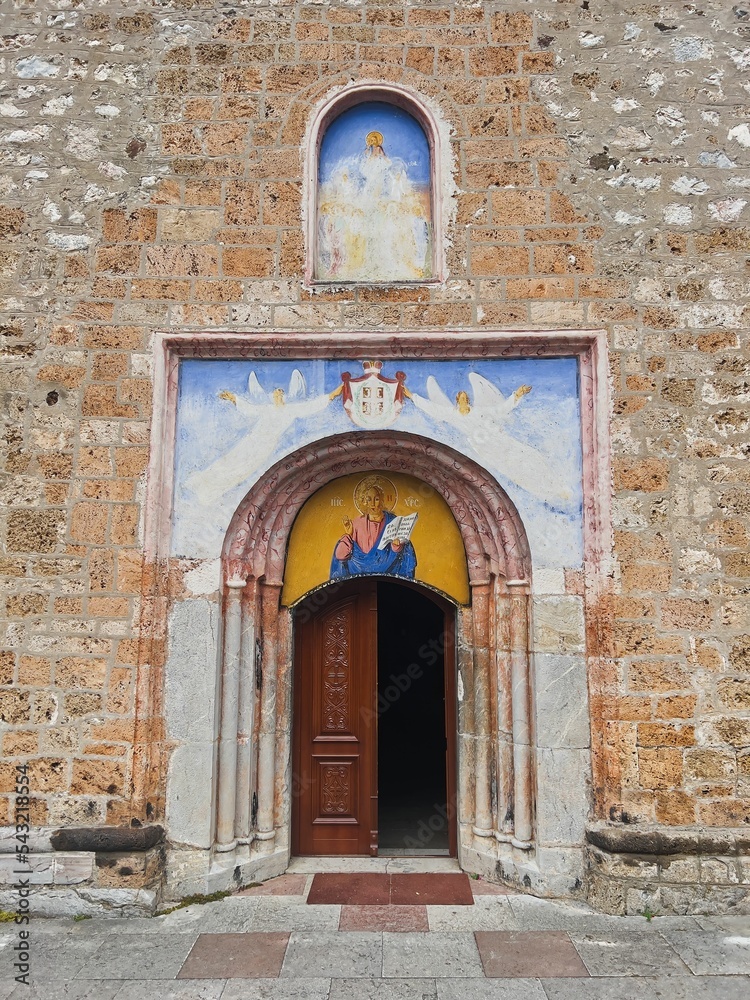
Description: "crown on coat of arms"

(362, 361), (383, 374)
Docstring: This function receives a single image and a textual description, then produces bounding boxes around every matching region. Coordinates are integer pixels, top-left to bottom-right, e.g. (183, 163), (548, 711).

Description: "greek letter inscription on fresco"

(321, 608), (351, 732)
(320, 763), (350, 815)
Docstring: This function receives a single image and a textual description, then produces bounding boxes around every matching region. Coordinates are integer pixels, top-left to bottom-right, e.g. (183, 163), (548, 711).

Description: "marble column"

(472, 583), (494, 839)
(215, 578), (245, 852)
(255, 582), (281, 844)
(495, 590), (514, 842)
(234, 580), (257, 847)
(508, 581), (533, 848)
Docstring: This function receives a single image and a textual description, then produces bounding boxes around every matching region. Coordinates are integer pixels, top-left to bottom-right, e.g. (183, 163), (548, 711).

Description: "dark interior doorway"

(377, 582), (450, 855)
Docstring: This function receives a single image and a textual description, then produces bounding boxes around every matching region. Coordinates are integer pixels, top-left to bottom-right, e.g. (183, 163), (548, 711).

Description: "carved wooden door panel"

(293, 581), (378, 855)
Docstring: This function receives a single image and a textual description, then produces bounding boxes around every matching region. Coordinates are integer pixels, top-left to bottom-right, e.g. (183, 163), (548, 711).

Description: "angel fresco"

(186, 370), (332, 505)
(411, 374), (577, 509)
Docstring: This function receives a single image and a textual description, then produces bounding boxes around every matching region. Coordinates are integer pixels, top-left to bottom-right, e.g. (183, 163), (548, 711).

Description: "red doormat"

(307, 872), (474, 905)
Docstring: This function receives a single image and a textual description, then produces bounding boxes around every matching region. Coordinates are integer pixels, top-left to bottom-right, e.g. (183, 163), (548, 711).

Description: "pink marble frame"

(224, 431), (532, 589)
(143, 329), (612, 856)
(303, 82), (447, 286)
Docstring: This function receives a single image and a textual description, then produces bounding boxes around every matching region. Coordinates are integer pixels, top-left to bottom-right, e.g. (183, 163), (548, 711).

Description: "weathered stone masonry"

(0, 1), (748, 915)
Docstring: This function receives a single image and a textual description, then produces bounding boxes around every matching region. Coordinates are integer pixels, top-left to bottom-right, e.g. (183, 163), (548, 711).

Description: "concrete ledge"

(0, 852), (94, 886)
(50, 825), (165, 853)
(0, 887), (157, 918)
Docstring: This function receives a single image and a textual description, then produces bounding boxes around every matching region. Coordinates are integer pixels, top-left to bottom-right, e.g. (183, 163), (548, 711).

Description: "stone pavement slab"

(113, 982), (227, 1000)
(250, 897), (341, 931)
(340, 904), (429, 932)
(571, 930), (691, 977)
(438, 978), (547, 999)
(541, 978), (659, 999)
(306, 872), (473, 906)
(289, 858), (391, 874)
(507, 896), (645, 933)
(329, 979), (438, 999)
(650, 977), (750, 999)
(382, 931), (484, 978)
(238, 875), (308, 896)
(694, 915), (750, 934)
(221, 979), (332, 999)
(178, 931), (290, 979)
(657, 926), (750, 975)
(390, 874), (473, 906)
(6, 982), (121, 1000)
(164, 897), (261, 934)
(476, 931), (589, 978)
(76, 932), (198, 980)
(471, 879), (513, 895)
(308, 874), (390, 905)
(427, 897), (517, 931)
(281, 930), (383, 978)
(25, 936), (104, 980)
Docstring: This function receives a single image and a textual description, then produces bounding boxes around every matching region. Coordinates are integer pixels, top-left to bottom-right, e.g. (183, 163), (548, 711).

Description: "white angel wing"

(412, 379), (460, 425)
(288, 369), (306, 401)
(246, 371), (268, 403)
(468, 372), (507, 410)
(426, 375), (454, 410)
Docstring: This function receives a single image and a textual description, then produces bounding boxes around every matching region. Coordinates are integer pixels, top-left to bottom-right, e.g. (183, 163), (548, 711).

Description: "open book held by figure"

(330, 479), (417, 581)
(377, 512), (418, 550)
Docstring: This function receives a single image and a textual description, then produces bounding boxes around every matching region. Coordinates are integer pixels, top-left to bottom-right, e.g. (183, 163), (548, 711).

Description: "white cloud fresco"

(172, 357), (584, 571)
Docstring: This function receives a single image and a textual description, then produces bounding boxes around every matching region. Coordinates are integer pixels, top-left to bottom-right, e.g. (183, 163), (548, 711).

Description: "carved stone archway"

(212, 432), (535, 871)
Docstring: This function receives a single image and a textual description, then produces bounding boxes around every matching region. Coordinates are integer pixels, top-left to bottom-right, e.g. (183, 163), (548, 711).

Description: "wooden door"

(293, 580), (378, 856)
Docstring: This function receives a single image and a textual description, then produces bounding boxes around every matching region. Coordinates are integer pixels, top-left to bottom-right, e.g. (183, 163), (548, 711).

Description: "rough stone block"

(166, 743), (216, 850)
(532, 597), (585, 654)
(534, 654), (590, 749)
(536, 748), (591, 847)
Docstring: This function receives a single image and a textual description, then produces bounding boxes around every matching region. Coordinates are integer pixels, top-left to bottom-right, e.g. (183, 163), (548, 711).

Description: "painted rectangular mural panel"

(316, 101), (433, 282)
(173, 357), (584, 597)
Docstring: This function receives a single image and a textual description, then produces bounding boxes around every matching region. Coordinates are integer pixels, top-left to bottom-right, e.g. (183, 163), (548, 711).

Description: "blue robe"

(330, 511), (417, 580)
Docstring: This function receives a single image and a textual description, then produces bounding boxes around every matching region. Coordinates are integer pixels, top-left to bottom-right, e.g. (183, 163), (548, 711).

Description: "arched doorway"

(292, 578), (457, 857)
(212, 431), (535, 876)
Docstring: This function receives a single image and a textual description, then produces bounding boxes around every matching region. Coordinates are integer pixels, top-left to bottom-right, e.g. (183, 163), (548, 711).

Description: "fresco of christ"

(330, 477), (417, 581)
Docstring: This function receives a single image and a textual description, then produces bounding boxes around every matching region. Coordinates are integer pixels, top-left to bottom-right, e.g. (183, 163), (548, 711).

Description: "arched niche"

(305, 83), (445, 284)
(281, 471), (471, 606)
(211, 432), (536, 869)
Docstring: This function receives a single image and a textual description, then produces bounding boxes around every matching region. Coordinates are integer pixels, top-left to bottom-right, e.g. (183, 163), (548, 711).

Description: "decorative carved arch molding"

(303, 81), (451, 285)
(213, 431), (536, 859)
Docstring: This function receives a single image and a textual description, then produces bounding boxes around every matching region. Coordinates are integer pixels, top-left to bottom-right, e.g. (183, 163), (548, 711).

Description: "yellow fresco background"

(282, 472), (470, 606)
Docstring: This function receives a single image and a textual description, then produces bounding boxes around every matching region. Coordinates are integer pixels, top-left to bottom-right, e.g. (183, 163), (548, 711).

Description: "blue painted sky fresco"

(173, 357), (584, 569)
(319, 102), (431, 186)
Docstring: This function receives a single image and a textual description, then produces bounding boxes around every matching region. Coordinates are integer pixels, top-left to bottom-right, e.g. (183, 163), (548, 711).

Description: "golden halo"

(365, 130), (384, 147)
(353, 474), (397, 515)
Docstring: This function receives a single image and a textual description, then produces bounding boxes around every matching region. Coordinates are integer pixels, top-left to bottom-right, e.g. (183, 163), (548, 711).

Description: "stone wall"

(0, 0), (748, 912)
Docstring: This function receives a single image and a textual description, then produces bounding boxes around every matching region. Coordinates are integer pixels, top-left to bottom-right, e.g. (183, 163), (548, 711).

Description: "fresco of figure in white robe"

(316, 102), (433, 282)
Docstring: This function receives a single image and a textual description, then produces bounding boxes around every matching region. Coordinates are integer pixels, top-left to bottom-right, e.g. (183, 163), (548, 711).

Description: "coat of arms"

(331, 361), (410, 429)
